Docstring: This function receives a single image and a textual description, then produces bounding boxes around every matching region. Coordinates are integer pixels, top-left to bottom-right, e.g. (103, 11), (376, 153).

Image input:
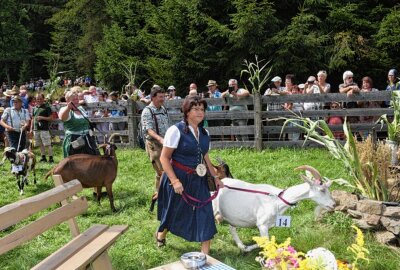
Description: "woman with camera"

(58, 86), (99, 158)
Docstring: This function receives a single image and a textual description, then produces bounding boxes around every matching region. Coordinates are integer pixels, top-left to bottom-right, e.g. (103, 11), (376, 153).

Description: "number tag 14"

(275, 215), (291, 227)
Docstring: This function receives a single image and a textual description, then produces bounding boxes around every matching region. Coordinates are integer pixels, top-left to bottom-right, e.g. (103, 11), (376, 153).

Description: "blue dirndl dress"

(157, 121), (217, 242)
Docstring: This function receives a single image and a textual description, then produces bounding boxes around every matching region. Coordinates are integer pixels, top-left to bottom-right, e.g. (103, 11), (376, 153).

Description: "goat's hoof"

(215, 214), (223, 224)
(112, 208), (117, 213)
(34, 179), (37, 185)
(19, 190), (24, 195)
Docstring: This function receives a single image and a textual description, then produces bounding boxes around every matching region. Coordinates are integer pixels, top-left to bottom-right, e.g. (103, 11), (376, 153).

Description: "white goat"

(212, 165), (335, 252)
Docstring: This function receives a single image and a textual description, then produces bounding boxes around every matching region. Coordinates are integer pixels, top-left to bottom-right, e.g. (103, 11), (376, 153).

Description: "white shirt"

(164, 124), (210, 148)
(84, 95), (99, 103)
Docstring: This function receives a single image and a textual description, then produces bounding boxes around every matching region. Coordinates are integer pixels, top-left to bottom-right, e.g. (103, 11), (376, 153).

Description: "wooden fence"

(49, 91), (393, 150)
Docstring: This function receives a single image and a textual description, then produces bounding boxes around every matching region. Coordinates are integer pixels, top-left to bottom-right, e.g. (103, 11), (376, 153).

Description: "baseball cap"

(271, 76), (282, 82)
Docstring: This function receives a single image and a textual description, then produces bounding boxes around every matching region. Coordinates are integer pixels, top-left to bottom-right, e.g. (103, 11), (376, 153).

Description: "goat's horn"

(295, 165), (322, 181)
(108, 133), (121, 143)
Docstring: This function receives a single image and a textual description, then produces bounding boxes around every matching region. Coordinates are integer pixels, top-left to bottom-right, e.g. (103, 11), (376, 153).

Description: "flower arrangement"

(254, 225), (369, 270)
(253, 236), (304, 269)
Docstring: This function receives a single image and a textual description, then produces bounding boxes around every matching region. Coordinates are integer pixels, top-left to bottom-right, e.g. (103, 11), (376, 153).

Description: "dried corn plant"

(356, 137), (391, 201)
(282, 116), (393, 201)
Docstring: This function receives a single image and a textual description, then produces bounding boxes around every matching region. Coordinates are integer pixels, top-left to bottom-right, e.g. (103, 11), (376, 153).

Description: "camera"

(228, 86), (235, 93)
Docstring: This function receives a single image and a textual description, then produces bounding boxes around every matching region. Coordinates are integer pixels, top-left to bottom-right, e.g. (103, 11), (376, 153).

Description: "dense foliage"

(2, 0), (400, 94)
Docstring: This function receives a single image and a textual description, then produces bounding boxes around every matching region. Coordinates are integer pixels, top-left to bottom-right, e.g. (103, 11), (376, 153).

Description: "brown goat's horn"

(108, 133), (121, 143)
(295, 165), (322, 181)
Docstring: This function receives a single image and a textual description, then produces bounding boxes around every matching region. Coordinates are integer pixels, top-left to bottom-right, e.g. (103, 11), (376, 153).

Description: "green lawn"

(0, 146), (399, 269)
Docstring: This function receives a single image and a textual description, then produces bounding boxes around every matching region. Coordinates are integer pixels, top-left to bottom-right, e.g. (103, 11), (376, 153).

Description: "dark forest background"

(1, 0), (400, 95)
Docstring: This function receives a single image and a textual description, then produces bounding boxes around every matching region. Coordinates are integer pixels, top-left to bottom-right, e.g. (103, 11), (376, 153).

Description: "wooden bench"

(0, 176), (128, 270)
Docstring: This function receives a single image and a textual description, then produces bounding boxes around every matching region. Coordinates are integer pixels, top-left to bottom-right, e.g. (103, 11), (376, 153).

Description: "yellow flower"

(347, 225), (370, 269)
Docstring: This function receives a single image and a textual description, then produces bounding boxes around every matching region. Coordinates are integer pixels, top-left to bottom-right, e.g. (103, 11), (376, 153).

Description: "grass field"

(0, 146), (399, 269)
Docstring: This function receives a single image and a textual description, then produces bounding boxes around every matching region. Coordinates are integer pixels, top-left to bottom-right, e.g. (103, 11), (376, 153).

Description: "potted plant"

(377, 91), (400, 165)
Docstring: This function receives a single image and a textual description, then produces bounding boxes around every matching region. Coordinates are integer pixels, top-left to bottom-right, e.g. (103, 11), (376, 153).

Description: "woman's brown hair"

(181, 96), (208, 134)
(362, 76), (373, 88)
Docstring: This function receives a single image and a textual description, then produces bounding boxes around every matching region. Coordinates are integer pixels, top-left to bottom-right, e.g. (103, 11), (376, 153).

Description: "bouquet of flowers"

(254, 225), (369, 270)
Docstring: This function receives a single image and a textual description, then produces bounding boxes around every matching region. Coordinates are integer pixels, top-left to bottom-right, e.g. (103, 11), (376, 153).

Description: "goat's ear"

(323, 180), (332, 188)
(301, 174), (314, 185)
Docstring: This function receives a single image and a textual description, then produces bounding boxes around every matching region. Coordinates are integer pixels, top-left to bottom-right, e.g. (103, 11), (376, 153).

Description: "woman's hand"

(171, 179), (184, 194)
(67, 101), (74, 110)
(215, 177), (224, 189)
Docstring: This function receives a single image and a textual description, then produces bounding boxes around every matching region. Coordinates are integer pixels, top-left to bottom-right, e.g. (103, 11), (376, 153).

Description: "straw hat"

(0, 107), (4, 113)
(3, 89), (13, 97)
(10, 86), (19, 95)
(206, 80), (218, 87)
(12, 96), (22, 102)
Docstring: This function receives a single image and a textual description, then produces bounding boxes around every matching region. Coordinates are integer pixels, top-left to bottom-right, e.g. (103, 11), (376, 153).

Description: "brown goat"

(45, 134), (120, 212)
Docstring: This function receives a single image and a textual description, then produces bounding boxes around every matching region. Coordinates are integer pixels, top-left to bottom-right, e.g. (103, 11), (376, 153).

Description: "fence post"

(254, 92), (263, 151)
(127, 99), (138, 147)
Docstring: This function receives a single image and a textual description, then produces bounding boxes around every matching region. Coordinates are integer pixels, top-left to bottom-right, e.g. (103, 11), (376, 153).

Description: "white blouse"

(164, 124), (209, 148)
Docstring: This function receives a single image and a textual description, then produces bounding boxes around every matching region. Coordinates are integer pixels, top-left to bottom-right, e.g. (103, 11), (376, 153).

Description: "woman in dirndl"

(156, 95), (224, 254)
(58, 87), (99, 158)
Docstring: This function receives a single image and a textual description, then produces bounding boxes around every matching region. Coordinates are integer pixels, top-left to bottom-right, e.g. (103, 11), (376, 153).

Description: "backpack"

(137, 106), (168, 149)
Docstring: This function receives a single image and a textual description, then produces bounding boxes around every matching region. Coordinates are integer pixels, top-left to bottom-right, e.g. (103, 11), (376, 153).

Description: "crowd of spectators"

(0, 67), (398, 148)
(262, 69), (400, 140)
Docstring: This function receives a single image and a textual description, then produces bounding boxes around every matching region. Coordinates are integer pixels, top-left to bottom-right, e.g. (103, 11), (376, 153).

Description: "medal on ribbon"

(196, 163), (207, 176)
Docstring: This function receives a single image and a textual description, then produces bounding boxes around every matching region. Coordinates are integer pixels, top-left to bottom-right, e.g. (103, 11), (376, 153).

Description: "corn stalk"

(240, 55), (272, 94)
(121, 60), (148, 93)
(377, 91), (400, 143)
(282, 116), (389, 200)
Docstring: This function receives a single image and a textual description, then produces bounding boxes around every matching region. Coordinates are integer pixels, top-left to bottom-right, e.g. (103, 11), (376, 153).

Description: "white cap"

(298, 84), (305, 89)
(307, 76), (316, 82)
(167, 85), (176, 90)
(271, 76), (282, 82)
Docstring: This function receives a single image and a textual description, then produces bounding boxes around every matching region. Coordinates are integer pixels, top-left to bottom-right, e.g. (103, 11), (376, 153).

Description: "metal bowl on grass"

(180, 252), (207, 269)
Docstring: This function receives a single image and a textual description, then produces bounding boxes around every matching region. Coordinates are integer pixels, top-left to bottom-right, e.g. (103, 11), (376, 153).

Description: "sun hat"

(12, 96), (22, 102)
(388, 69), (398, 76)
(4, 89), (13, 97)
(271, 76), (282, 82)
(307, 76), (316, 82)
(109, 91), (119, 97)
(206, 80), (218, 87)
(10, 86), (19, 95)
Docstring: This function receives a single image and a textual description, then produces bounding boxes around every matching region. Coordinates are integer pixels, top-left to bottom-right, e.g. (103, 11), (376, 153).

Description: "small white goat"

(212, 165), (335, 252)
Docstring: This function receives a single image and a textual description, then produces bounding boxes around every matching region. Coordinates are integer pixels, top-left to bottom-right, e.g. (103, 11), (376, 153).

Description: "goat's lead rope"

(16, 128), (24, 151)
(180, 184), (296, 208)
(181, 188), (220, 209)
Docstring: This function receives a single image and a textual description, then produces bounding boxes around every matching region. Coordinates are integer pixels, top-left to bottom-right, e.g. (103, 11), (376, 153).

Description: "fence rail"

(48, 91), (393, 149)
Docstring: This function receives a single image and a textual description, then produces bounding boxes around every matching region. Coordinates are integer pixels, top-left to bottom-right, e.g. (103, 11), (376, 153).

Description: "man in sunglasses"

(339, 70), (360, 96)
(339, 70), (360, 123)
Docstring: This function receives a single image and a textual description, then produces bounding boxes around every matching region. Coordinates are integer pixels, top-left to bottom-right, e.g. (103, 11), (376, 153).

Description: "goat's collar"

(14, 153), (26, 166)
(278, 190), (297, 207)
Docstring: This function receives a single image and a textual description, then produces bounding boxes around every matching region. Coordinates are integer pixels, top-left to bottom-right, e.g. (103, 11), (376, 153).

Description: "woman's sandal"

(155, 233), (166, 248)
